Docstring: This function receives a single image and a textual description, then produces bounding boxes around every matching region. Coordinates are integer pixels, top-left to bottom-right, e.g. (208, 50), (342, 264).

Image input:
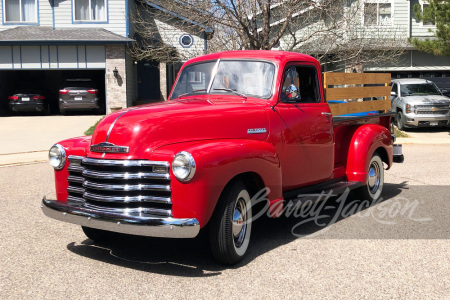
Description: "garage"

(0, 44), (107, 116)
(0, 69), (105, 115)
(0, 27), (133, 116)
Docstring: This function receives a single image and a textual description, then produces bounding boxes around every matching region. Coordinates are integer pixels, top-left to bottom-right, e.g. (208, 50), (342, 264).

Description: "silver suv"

(391, 79), (450, 130)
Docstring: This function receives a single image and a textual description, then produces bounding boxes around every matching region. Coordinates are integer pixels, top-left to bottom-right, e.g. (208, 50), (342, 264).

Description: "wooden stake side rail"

(323, 72), (392, 116)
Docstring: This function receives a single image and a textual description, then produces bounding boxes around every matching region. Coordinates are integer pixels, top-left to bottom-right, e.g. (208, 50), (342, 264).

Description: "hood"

(88, 98), (270, 159)
(403, 95), (450, 105)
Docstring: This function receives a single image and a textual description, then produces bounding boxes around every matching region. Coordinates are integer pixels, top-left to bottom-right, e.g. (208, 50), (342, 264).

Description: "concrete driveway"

(401, 127), (450, 143)
(0, 144), (448, 298)
(0, 115), (102, 166)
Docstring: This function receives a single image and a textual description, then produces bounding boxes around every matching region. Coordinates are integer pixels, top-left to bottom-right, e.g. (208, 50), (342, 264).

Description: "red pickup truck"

(42, 51), (403, 264)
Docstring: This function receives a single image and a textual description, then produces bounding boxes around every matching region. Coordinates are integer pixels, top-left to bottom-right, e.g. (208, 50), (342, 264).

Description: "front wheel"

(209, 181), (252, 265)
(354, 153), (384, 202)
(397, 111), (406, 131)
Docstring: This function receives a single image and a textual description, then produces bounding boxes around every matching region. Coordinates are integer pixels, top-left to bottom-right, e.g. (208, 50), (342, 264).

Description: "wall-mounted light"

(113, 67), (119, 78)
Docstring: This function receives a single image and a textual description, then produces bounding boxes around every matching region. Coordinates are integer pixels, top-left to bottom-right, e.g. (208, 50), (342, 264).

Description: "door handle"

(322, 112), (332, 116)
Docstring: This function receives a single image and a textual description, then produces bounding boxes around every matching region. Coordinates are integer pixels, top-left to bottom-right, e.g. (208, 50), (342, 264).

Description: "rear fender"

(152, 139), (282, 227)
(346, 124), (393, 184)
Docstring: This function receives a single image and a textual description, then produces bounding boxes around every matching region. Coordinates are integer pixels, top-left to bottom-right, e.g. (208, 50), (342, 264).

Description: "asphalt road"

(0, 144), (448, 299)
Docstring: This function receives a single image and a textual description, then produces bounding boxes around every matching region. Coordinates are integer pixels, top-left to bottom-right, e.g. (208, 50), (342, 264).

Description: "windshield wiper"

(177, 89), (207, 99)
(212, 88), (247, 99)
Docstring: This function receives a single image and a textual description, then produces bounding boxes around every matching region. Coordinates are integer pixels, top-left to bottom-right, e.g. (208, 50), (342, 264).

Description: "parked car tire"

(60, 108), (66, 115)
(354, 153), (384, 202)
(209, 181), (252, 265)
(82, 226), (118, 243)
(396, 111), (406, 131)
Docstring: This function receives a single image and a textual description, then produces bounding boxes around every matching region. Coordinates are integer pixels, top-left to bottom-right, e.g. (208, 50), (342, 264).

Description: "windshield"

(170, 60), (275, 100)
(400, 83), (442, 97)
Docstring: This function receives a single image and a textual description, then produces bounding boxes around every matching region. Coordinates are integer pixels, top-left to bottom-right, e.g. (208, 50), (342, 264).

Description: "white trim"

(73, 0), (107, 22)
(418, 1), (436, 28)
(362, 0), (394, 28)
(407, 0), (411, 38)
(2, 0), (38, 24)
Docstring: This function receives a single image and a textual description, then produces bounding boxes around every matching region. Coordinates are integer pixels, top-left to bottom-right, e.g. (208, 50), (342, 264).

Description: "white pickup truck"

(391, 78), (450, 130)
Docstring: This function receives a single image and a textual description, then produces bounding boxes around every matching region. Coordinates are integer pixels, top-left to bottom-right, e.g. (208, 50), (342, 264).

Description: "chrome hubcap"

(232, 197), (247, 248)
(368, 161), (381, 194)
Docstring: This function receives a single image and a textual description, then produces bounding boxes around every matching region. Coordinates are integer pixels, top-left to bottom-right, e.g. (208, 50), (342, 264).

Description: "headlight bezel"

(172, 151), (196, 182)
(49, 144), (66, 170)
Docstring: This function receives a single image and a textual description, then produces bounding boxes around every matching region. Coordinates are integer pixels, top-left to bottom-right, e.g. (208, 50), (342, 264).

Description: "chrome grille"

(415, 104), (448, 109)
(415, 104), (449, 115)
(416, 110), (448, 115)
(67, 155), (172, 217)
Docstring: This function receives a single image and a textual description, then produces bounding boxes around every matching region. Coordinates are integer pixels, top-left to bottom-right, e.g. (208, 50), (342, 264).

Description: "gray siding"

(393, 0), (410, 37)
(53, 0), (126, 37)
(154, 19), (205, 60)
(0, 0), (127, 37)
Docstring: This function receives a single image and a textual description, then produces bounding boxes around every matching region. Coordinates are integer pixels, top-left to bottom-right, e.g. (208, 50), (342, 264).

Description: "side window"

(391, 83), (397, 95)
(282, 65), (320, 103)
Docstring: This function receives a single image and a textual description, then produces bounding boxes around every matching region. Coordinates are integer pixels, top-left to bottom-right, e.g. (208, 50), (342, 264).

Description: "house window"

(4, 0), (37, 23)
(422, 4), (435, 26)
(364, 2), (392, 26)
(179, 34), (194, 48)
(74, 0), (106, 22)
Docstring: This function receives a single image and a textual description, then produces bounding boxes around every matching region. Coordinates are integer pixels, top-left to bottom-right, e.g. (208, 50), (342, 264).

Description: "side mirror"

(441, 89), (448, 94)
(391, 91), (397, 97)
(285, 84), (300, 102)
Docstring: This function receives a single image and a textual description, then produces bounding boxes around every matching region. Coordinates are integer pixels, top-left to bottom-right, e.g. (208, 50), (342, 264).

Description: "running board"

(283, 179), (364, 202)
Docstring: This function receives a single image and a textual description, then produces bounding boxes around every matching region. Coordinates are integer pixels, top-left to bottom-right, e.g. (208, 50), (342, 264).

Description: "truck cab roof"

(391, 78), (434, 85)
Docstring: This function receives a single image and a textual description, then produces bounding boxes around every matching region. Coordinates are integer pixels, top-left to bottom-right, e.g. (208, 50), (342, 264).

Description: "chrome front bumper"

(41, 197), (200, 238)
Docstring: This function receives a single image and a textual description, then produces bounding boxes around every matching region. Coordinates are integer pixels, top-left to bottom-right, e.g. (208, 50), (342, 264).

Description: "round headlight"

(172, 151), (196, 182)
(49, 144), (66, 170)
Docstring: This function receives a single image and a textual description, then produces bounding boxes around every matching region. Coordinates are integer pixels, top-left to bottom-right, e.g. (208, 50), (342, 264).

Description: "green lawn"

(84, 118), (103, 136)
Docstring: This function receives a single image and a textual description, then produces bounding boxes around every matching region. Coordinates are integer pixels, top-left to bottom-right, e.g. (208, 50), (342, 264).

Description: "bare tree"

(131, 0), (407, 70)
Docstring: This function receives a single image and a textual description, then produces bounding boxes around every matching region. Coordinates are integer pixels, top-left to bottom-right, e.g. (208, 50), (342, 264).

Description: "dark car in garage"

(59, 79), (103, 114)
(8, 89), (49, 114)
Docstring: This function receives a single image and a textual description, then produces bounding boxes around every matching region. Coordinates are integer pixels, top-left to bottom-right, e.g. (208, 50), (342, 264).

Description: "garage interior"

(0, 70), (105, 116)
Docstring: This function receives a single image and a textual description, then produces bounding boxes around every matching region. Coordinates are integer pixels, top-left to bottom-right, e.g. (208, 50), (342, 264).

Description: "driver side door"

(275, 63), (334, 190)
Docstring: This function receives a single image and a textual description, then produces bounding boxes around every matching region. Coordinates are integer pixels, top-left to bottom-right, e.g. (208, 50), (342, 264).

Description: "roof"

(184, 50), (318, 65)
(145, 1), (214, 39)
(0, 27), (134, 45)
(391, 78), (433, 84)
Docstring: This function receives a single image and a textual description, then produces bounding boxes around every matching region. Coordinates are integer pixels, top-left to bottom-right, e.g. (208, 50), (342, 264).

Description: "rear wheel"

(82, 226), (118, 243)
(355, 153), (384, 202)
(209, 181), (252, 265)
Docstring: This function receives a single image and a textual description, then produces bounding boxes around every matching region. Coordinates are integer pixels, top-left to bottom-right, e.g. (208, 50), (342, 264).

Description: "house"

(361, 0), (450, 91)
(0, 0), (213, 115)
(272, 0), (450, 91)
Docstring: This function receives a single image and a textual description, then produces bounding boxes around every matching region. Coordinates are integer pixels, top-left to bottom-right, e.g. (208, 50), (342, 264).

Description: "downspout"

(52, 0), (55, 30)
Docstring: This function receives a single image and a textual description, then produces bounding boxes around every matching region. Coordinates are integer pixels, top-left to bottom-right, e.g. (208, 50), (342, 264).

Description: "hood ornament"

(90, 142), (129, 153)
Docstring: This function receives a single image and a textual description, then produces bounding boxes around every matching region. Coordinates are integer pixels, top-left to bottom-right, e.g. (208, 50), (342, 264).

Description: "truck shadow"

(66, 182), (408, 277)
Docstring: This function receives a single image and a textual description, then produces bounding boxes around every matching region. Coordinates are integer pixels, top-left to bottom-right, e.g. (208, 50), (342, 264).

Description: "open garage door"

(0, 69), (105, 115)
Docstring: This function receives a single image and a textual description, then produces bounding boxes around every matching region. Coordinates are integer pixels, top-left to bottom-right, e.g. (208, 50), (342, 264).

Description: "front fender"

(53, 136), (92, 201)
(346, 124), (393, 184)
(151, 139), (282, 227)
